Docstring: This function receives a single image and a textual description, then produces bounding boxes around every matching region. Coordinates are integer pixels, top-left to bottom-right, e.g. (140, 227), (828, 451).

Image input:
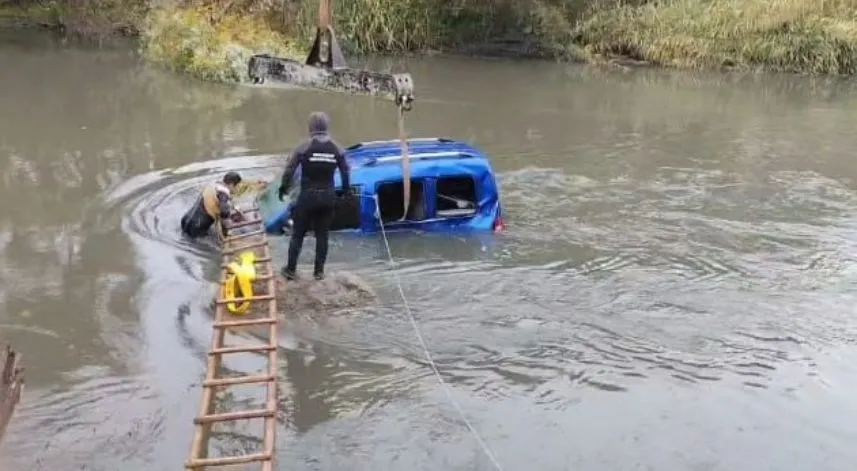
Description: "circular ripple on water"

(100, 155), (279, 276)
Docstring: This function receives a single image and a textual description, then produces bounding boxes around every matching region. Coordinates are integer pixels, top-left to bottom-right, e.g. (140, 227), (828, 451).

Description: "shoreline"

(0, 15), (648, 72)
(0, 13), (564, 59)
(3, 1), (853, 81)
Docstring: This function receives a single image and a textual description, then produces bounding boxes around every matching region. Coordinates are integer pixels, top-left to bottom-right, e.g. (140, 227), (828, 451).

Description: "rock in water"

(274, 271), (376, 315)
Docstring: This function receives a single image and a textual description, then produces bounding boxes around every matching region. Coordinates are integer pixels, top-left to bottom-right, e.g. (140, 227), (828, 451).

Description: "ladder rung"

(220, 273), (274, 284)
(225, 230), (265, 242)
(223, 240), (268, 255)
(214, 317), (277, 328)
(209, 344), (276, 355)
(220, 257), (271, 268)
(203, 374), (276, 387)
(228, 218), (262, 230)
(227, 273), (274, 281)
(214, 294), (274, 305)
(194, 408), (274, 424)
(186, 452), (272, 468)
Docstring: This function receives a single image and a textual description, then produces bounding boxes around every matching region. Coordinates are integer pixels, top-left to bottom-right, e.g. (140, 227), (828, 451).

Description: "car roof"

(344, 137), (490, 168)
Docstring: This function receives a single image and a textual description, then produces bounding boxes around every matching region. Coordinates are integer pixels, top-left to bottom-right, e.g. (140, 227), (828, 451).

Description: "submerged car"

(258, 137), (504, 234)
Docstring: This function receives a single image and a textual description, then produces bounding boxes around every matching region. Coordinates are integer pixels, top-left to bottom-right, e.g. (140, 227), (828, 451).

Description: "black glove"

(277, 185), (287, 201)
(230, 211), (244, 223)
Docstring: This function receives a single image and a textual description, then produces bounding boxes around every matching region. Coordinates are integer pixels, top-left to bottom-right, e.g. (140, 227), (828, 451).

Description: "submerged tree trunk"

(0, 346), (23, 445)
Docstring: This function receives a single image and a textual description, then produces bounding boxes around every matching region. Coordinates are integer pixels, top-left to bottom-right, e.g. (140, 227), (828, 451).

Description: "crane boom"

(247, 0), (414, 108)
(247, 0), (415, 220)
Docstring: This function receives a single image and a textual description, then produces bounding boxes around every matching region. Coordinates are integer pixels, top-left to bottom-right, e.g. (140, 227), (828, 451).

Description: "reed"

(576, 0), (857, 74)
(312, 0), (514, 53)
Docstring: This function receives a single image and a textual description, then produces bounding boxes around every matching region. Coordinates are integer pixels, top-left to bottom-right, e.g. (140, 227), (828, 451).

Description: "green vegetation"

(135, 0), (563, 84)
(140, 5), (301, 83)
(4, 0), (857, 79)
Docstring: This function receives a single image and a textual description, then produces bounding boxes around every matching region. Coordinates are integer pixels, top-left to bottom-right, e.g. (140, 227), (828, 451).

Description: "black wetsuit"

(180, 185), (233, 239)
(280, 132), (350, 277)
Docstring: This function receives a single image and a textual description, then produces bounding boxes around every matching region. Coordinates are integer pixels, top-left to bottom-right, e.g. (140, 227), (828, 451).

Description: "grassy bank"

(140, 5), (302, 83)
(3, 0), (857, 80)
(577, 0), (857, 75)
(134, 0), (570, 84)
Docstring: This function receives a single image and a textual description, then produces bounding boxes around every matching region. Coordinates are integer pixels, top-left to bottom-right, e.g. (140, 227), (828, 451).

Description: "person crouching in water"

(278, 111), (351, 281)
(180, 171), (245, 240)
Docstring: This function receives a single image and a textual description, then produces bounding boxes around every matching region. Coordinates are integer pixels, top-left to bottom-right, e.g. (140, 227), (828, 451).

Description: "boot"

(280, 266), (299, 280)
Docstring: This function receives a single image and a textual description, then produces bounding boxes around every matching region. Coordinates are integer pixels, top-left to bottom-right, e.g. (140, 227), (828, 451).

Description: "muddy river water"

(2, 29), (857, 470)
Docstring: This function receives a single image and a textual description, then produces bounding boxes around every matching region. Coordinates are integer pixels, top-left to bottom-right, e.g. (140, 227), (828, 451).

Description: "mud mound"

(223, 271), (377, 319)
(213, 224), (376, 322)
(273, 271), (377, 315)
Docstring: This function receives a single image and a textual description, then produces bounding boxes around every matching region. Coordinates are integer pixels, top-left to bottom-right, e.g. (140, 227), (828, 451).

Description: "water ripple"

(8, 371), (160, 469)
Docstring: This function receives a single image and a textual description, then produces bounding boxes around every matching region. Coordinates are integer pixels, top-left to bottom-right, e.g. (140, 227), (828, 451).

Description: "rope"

(397, 106), (412, 221)
(370, 194), (505, 471)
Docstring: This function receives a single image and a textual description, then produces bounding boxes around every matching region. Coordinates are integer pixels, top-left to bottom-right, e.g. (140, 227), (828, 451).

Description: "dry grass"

(576, 0), (857, 74)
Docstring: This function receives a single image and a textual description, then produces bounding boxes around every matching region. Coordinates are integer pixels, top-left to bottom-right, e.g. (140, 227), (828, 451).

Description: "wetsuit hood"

(308, 112), (330, 136)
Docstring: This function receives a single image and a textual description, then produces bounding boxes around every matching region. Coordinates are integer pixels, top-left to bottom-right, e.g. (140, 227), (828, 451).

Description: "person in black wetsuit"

(180, 171), (244, 240)
(278, 111), (351, 281)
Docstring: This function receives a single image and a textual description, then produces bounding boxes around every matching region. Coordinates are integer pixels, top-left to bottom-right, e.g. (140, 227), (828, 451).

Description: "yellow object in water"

(221, 251), (257, 315)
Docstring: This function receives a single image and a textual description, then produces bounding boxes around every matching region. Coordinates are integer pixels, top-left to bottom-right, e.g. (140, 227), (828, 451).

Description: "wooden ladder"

(186, 206), (280, 470)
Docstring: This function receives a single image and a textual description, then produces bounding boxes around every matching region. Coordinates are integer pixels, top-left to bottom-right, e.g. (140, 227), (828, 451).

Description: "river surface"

(2, 29), (857, 471)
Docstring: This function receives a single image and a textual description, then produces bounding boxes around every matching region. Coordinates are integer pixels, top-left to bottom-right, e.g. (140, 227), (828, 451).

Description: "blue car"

(257, 137), (505, 235)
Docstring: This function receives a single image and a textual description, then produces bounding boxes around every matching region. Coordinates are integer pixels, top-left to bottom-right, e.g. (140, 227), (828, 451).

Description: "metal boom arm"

(247, 0), (414, 108)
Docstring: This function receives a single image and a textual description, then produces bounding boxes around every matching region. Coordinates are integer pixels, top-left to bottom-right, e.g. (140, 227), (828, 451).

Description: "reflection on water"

(1, 29), (857, 470)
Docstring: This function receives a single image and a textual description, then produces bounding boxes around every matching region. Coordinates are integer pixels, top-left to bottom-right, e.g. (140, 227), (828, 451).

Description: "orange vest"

(201, 183), (231, 220)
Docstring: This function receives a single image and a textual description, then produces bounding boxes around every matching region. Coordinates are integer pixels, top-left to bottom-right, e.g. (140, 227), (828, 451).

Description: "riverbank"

(2, 0), (857, 81)
(578, 0), (857, 75)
